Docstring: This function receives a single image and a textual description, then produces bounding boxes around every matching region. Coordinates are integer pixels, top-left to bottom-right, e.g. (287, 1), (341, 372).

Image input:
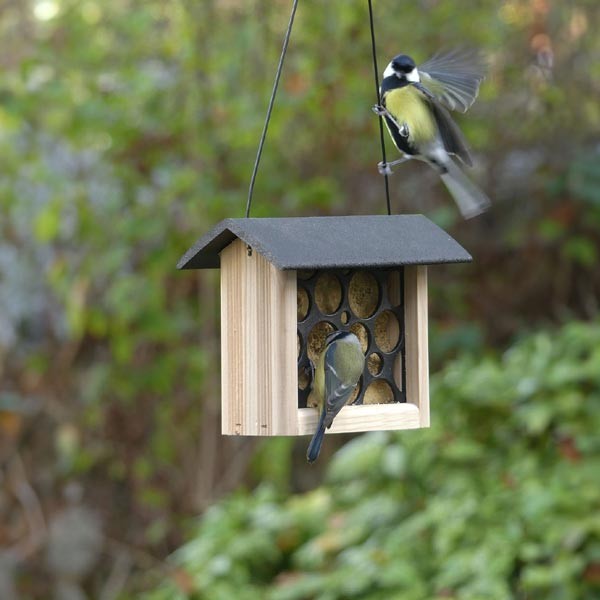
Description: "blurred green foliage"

(148, 321), (600, 600)
(0, 0), (599, 597)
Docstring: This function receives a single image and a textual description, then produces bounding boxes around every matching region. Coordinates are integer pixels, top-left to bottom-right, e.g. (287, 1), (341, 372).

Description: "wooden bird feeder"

(178, 215), (471, 436)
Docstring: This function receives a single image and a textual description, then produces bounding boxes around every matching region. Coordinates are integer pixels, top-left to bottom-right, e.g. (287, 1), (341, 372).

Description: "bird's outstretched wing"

(418, 49), (485, 113)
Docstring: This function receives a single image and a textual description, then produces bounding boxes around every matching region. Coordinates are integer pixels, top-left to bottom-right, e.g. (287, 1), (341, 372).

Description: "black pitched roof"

(177, 215), (472, 270)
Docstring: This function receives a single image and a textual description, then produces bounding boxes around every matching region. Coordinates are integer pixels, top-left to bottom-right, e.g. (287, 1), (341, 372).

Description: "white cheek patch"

(383, 62), (395, 79)
(406, 68), (420, 83)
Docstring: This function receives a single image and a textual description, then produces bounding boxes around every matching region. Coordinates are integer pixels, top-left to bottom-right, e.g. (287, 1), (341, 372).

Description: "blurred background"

(1, 0), (599, 598)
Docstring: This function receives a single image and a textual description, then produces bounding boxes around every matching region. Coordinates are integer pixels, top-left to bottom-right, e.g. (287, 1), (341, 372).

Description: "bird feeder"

(178, 215), (470, 436)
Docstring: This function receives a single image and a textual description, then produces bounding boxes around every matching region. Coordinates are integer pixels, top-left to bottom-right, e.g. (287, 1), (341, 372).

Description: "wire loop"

(246, 0), (391, 217)
(367, 0), (392, 215)
(245, 0), (299, 218)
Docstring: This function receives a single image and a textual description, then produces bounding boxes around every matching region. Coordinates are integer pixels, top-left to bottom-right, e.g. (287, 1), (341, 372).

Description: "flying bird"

(374, 49), (491, 218)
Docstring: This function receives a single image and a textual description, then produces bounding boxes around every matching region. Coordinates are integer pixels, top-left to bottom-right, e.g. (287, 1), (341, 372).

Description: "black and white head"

(325, 330), (361, 350)
(384, 54), (420, 83)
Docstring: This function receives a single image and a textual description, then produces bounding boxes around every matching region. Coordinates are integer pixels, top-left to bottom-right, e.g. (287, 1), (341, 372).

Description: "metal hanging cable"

(246, 0), (390, 217)
(245, 0), (299, 218)
(367, 0), (392, 216)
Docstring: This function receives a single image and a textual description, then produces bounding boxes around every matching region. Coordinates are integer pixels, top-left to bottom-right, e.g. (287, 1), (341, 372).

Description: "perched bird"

(374, 49), (491, 218)
(306, 331), (365, 463)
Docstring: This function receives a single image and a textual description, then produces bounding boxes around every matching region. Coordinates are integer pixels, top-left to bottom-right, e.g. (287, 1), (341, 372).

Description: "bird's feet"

(398, 123), (410, 138)
(378, 161), (394, 176)
(372, 105), (409, 138)
(372, 104), (387, 117)
(378, 156), (412, 175)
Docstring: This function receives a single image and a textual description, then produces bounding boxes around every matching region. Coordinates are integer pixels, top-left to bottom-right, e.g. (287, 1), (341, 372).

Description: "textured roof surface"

(177, 215), (472, 270)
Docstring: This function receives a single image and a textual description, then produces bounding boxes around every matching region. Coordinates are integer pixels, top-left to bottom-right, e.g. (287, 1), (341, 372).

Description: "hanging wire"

(367, 0), (392, 216)
(245, 0), (300, 218)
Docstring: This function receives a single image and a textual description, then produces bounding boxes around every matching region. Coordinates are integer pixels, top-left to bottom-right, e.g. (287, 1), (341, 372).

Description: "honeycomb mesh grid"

(297, 268), (406, 409)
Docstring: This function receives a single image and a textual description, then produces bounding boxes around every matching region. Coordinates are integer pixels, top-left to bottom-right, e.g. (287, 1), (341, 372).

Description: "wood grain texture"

(220, 239), (297, 435)
(219, 247), (429, 436)
(297, 403), (421, 435)
(404, 265), (430, 427)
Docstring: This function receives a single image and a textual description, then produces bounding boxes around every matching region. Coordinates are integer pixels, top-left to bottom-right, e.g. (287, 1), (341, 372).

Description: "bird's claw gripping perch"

(372, 104), (387, 116)
(378, 156), (411, 175)
(372, 104), (408, 137)
(378, 161), (394, 176)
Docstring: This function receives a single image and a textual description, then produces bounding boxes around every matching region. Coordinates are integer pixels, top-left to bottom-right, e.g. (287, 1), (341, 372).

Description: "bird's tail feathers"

(306, 409), (327, 464)
(440, 160), (491, 219)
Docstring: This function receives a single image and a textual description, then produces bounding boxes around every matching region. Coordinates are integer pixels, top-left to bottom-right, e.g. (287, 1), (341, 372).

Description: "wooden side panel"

(404, 265), (430, 427)
(297, 403), (420, 435)
(220, 239), (297, 435)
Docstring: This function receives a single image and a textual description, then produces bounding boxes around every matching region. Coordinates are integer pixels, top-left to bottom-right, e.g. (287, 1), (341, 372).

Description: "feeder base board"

(297, 402), (422, 435)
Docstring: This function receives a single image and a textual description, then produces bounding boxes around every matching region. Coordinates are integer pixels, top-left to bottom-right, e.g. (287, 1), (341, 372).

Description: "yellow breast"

(384, 86), (436, 143)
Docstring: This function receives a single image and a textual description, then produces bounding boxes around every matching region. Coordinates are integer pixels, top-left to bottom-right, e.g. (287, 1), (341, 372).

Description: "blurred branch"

(5, 453), (46, 562)
(191, 269), (258, 511)
(192, 271), (220, 510)
(99, 547), (133, 600)
(212, 438), (257, 502)
(104, 537), (172, 578)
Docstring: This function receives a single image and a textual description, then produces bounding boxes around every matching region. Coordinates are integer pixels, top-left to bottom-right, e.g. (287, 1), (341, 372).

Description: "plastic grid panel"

(297, 268), (406, 408)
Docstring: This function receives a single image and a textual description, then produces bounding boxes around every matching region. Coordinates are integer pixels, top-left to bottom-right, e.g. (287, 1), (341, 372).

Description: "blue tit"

(374, 49), (491, 219)
(306, 331), (365, 463)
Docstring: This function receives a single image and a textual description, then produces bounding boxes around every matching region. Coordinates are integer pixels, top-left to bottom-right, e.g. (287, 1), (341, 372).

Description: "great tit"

(374, 49), (491, 219)
(306, 331), (365, 463)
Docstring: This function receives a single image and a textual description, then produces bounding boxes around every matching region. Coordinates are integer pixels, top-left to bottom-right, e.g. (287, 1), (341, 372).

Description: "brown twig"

(6, 453), (47, 562)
